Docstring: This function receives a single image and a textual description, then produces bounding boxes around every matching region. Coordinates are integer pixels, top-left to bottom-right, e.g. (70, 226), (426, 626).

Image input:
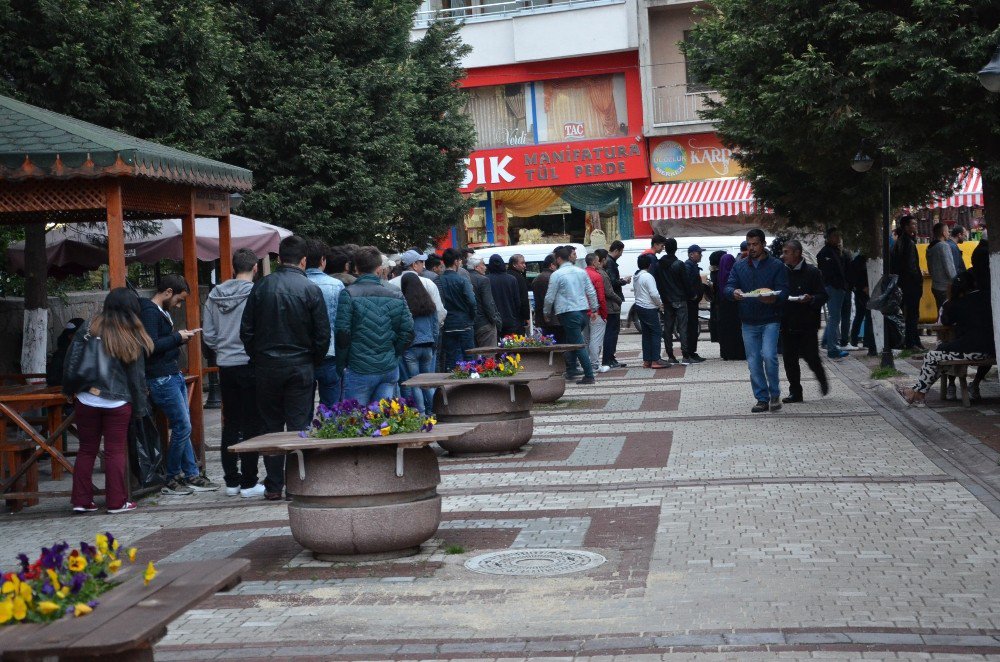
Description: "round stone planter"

(466, 344), (581, 404)
(432, 382), (533, 455)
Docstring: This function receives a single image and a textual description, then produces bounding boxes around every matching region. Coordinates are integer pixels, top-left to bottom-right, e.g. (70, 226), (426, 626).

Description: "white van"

(470, 243), (587, 283)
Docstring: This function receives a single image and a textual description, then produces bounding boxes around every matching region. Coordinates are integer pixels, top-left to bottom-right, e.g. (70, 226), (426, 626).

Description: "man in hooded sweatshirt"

(202, 248), (266, 499)
(487, 254), (524, 336)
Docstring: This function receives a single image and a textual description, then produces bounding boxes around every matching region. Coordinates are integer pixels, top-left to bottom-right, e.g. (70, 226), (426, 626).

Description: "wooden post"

(106, 182), (127, 288)
(218, 213), (233, 281)
(181, 205), (205, 467)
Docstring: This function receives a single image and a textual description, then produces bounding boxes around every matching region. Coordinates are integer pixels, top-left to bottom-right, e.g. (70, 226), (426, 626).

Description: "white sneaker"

(225, 486), (241, 497)
(598, 365), (611, 373)
(240, 484), (266, 499)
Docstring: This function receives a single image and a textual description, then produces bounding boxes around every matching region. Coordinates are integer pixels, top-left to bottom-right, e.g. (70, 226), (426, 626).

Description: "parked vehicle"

(470, 243), (587, 284)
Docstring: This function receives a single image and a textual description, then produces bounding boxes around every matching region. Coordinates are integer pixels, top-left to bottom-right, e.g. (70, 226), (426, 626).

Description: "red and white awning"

(929, 168), (982, 209)
(639, 177), (760, 222)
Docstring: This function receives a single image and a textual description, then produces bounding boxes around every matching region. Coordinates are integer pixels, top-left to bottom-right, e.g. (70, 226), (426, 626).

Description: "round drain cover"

(465, 549), (606, 576)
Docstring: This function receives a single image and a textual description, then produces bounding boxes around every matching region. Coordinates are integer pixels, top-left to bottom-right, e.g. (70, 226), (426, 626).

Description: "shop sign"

(648, 133), (743, 183)
(563, 122), (585, 138)
(460, 136), (647, 193)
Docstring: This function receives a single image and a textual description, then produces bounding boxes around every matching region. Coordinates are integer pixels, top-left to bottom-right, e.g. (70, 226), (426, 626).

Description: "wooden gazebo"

(0, 95), (253, 458)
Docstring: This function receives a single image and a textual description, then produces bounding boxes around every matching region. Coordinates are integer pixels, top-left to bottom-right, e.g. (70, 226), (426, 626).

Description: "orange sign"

(648, 133), (743, 183)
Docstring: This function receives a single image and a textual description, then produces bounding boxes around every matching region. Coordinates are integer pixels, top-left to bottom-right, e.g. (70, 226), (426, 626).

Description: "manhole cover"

(464, 549), (606, 576)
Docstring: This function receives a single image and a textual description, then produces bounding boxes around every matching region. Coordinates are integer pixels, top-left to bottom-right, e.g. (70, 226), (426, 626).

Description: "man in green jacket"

(335, 246), (415, 404)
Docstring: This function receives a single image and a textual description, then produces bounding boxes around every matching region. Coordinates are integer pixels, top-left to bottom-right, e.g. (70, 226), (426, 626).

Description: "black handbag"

(62, 323), (112, 395)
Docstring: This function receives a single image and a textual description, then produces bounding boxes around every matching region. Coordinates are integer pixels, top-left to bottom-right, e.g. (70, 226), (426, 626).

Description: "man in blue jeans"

(140, 274), (220, 495)
(543, 245), (599, 385)
(816, 227), (850, 359)
(725, 229), (789, 413)
(305, 238), (345, 407)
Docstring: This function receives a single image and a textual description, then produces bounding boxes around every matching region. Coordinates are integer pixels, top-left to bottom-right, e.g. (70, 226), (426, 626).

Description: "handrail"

(414, 0), (622, 26)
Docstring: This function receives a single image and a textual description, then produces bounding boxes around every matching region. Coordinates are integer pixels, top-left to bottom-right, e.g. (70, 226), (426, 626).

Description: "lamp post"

(852, 145), (895, 369)
(979, 45), (1000, 93)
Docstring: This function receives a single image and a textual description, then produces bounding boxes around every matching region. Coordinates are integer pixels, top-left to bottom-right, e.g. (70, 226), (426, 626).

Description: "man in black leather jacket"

(780, 240), (830, 403)
(655, 238), (694, 364)
(890, 215), (924, 349)
(241, 235), (330, 500)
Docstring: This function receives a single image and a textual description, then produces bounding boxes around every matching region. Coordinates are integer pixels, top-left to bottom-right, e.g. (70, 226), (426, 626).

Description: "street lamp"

(852, 142), (895, 369)
(979, 45), (1000, 93)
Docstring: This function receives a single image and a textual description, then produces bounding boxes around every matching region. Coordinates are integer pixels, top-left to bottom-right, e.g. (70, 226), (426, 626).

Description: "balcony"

(415, 0), (623, 27)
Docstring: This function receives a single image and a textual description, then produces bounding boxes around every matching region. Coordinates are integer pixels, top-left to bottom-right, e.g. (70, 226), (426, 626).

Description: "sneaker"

(827, 350), (849, 360)
(946, 383), (957, 401)
(72, 503), (98, 514)
(598, 365), (611, 373)
(576, 377), (596, 385)
(611, 361), (628, 369)
(688, 354), (707, 363)
(751, 400), (769, 413)
(819, 378), (830, 396)
(225, 485), (241, 497)
(184, 475), (220, 492)
(240, 484), (266, 499)
(161, 477), (193, 496)
(107, 501), (137, 514)
(664, 357), (679, 365)
(677, 357), (692, 365)
(769, 397), (782, 412)
(781, 395), (803, 404)
(970, 383), (983, 402)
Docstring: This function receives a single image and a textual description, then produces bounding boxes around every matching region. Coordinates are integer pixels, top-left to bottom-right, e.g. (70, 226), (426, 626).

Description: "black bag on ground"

(867, 274), (905, 349)
(128, 415), (166, 488)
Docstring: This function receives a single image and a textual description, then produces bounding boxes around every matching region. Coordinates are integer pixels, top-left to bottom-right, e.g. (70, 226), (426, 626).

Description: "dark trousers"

(219, 364), (264, 490)
(686, 301), (700, 356)
(901, 284), (923, 348)
(781, 328), (828, 398)
(602, 315), (621, 365)
(662, 302), (688, 359)
(839, 290), (852, 345)
(256, 363), (315, 494)
(72, 401), (131, 510)
(850, 291), (870, 346)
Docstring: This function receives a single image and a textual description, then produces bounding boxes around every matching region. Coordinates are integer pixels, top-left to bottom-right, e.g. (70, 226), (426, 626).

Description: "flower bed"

(308, 398), (436, 439)
(499, 333), (556, 349)
(451, 353), (522, 379)
(1, 534), (154, 625)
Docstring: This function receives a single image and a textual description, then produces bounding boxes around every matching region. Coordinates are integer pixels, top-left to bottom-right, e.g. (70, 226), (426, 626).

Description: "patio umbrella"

(5, 215), (292, 276)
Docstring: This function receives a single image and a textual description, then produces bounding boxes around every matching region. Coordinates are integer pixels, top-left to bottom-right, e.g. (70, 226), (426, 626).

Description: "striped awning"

(639, 177), (759, 222)
(929, 168), (982, 209)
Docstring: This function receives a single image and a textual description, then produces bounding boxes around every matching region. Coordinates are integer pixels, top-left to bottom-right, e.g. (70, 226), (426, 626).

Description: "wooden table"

(0, 384), (77, 511)
(0, 558), (249, 661)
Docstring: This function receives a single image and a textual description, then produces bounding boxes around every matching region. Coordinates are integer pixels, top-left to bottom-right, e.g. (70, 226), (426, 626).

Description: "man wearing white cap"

(390, 249), (446, 325)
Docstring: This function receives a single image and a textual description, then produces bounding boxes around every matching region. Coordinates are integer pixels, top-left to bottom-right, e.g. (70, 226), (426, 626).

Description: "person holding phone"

(140, 274), (219, 495)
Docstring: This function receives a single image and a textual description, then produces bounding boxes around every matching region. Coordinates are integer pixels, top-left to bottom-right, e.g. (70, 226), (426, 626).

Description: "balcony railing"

(652, 84), (718, 126)
(414, 0), (622, 27)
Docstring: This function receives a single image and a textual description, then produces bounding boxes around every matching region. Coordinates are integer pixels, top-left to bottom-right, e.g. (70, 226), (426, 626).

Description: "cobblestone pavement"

(3, 330), (1000, 661)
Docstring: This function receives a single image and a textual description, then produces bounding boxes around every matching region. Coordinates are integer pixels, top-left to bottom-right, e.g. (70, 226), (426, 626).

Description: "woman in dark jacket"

(715, 252), (746, 360)
(399, 272), (439, 415)
(901, 271), (994, 405)
(63, 288), (153, 514)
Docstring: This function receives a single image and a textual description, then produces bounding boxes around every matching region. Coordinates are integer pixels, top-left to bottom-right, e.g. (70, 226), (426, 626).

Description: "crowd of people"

(59, 220), (994, 513)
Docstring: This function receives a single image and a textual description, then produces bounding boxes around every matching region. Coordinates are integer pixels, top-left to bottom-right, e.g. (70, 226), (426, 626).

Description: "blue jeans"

(557, 310), (594, 379)
(741, 322), (781, 402)
(343, 367), (399, 405)
(314, 356), (342, 408)
(401, 345), (436, 415)
(823, 287), (847, 356)
(635, 306), (663, 363)
(441, 328), (474, 371)
(147, 373), (199, 480)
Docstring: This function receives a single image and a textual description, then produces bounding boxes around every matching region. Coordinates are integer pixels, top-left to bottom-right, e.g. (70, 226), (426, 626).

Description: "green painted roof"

(0, 95), (252, 191)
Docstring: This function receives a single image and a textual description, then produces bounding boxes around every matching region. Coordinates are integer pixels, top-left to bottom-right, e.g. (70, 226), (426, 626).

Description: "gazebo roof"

(0, 95), (252, 192)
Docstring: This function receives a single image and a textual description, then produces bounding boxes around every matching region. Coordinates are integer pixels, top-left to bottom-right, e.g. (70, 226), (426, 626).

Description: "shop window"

(463, 84), (534, 149)
(534, 74), (629, 143)
(682, 31), (712, 94)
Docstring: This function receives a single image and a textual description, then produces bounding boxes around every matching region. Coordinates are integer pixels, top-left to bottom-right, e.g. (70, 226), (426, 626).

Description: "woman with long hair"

(399, 272), (439, 414)
(63, 287), (153, 514)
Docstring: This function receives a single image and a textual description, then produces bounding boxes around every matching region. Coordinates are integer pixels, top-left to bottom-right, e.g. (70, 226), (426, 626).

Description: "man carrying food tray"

(724, 228), (789, 413)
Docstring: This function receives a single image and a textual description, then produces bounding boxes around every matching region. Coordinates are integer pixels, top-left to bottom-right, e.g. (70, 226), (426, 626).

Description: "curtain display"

(553, 183), (634, 240)
(463, 84), (531, 150)
(493, 187), (560, 217)
(541, 75), (624, 142)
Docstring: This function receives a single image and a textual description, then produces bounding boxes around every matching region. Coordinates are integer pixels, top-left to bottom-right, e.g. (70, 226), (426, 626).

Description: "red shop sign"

(459, 136), (648, 193)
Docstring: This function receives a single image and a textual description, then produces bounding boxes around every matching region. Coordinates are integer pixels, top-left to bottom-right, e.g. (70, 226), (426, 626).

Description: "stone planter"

(466, 345), (582, 404)
(229, 424), (477, 561)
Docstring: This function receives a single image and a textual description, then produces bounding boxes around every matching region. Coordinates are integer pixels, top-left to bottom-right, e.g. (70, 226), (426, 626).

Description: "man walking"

(467, 255), (502, 348)
(241, 235), (330, 500)
(602, 242), (630, 368)
(779, 240), (830, 403)
(656, 238), (693, 364)
(725, 228), (789, 413)
(816, 227), (850, 359)
(685, 245), (707, 363)
(543, 246), (599, 385)
(487, 254), (523, 336)
(390, 250), (446, 325)
(335, 246), (414, 404)
(507, 254), (531, 333)
(140, 274), (217, 495)
(890, 214), (924, 350)
(584, 253), (609, 373)
(203, 248), (266, 499)
(437, 248), (478, 368)
(927, 222), (957, 313)
(305, 239), (345, 407)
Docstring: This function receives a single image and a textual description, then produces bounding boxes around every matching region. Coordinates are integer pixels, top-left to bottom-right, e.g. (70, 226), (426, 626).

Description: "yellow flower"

(12, 596), (27, 621)
(143, 562), (157, 586)
(111, 539), (120, 552)
(46, 569), (61, 590)
(37, 600), (60, 615)
(128, 548), (138, 563)
(427, 417), (437, 425)
(379, 426), (391, 436)
(18, 581), (31, 602)
(57, 587), (70, 599)
(0, 598), (12, 624)
(2, 577), (16, 595)
(95, 534), (109, 554)
(94, 552), (104, 563)
(390, 400), (401, 414)
(108, 559), (122, 573)
(73, 603), (93, 617)
(68, 553), (87, 572)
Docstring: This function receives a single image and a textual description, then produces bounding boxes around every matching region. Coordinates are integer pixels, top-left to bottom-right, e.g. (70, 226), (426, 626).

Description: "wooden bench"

(0, 558), (249, 661)
(939, 358), (996, 408)
(0, 438), (38, 511)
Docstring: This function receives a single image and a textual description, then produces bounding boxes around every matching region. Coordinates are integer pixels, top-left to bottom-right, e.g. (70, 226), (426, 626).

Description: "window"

(463, 84), (533, 149)
(683, 31), (711, 94)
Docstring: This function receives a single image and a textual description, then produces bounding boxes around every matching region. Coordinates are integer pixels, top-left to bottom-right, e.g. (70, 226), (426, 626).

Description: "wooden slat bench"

(939, 358), (996, 408)
(0, 558), (249, 661)
(0, 438), (38, 510)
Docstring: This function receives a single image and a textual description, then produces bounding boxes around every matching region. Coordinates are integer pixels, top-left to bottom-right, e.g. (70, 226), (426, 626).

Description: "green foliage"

(870, 366), (904, 380)
(685, 0), (1000, 246)
(445, 544), (465, 554)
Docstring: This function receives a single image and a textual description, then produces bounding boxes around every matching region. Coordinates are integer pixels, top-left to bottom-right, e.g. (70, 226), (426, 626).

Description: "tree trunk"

(863, 213), (885, 354)
(20, 223), (48, 379)
(982, 170), (1000, 376)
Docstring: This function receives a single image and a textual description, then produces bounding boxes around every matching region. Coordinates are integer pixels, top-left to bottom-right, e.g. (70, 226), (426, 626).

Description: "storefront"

(443, 52), (652, 249)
